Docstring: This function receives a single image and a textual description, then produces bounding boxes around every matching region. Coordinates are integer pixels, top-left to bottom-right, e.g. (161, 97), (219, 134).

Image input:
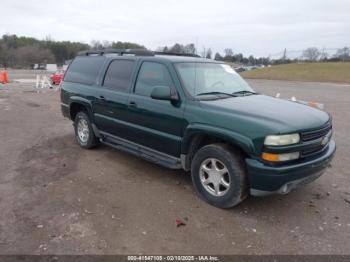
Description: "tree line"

(0, 34), (145, 68)
(0, 34), (89, 68)
(1, 34), (349, 68)
(158, 45), (350, 64)
(289, 47), (349, 63)
(157, 44), (271, 65)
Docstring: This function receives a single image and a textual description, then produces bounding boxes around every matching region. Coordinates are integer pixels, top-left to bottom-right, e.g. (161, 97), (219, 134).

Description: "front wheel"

(74, 111), (99, 149)
(191, 143), (248, 208)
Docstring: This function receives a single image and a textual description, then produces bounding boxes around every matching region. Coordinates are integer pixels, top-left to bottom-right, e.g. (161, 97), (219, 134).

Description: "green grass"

(241, 62), (350, 83)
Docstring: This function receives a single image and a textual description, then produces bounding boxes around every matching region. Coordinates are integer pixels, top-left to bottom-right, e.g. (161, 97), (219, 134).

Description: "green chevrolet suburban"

(60, 49), (336, 208)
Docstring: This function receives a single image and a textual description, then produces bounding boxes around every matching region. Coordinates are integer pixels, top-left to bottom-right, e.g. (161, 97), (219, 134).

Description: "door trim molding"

(94, 113), (182, 142)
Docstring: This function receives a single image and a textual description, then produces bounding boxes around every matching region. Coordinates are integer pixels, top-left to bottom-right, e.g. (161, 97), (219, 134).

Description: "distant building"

(46, 64), (58, 72)
(32, 63), (58, 72)
(32, 63), (46, 70)
(32, 60), (70, 71)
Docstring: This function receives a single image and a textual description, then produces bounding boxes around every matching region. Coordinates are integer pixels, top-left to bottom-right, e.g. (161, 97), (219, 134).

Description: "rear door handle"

(99, 95), (105, 100)
(129, 101), (137, 108)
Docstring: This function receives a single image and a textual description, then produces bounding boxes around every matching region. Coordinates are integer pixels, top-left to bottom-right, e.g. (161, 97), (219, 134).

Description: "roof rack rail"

(154, 51), (200, 58)
(77, 49), (154, 57)
(77, 49), (202, 58)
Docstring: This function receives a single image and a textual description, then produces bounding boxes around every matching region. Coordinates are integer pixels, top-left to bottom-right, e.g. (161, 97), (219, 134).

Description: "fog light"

(262, 152), (300, 162)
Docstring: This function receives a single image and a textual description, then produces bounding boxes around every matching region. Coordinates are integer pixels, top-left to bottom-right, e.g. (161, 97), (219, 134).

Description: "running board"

(100, 132), (182, 169)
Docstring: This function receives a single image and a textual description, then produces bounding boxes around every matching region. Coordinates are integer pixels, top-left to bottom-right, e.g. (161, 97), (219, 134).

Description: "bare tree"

(184, 44), (196, 54)
(90, 40), (103, 50)
(102, 40), (112, 49)
(158, 43), (196, 54)
(248, 55), (255, 65)
(234, 53), (243, 63)
(302, 47), (320, 62)
(214, 52), (223, 61)
(206, 48), (212, 59)
(170, 43), (183, 53)
(319, 49), (329, 61)
(224, 48), (233, 57)
(335, 47), (350, 62)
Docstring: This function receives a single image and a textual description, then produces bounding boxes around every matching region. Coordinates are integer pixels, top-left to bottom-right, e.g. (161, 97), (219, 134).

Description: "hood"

(200, 94), (330, 133)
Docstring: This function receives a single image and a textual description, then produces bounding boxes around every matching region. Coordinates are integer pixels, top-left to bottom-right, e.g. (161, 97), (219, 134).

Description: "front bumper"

(246, 139), (336, 196)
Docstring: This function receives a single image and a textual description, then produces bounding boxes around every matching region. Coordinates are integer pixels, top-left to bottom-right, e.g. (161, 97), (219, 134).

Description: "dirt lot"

(0, 77), (349, 255)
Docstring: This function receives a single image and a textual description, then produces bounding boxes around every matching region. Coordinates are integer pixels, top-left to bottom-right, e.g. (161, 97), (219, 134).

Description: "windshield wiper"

(232, 90), (257, 96)
(196, 92), (237, 97)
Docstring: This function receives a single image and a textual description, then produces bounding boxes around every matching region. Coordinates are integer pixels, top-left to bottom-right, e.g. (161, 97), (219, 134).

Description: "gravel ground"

(0, 78), (349, 255)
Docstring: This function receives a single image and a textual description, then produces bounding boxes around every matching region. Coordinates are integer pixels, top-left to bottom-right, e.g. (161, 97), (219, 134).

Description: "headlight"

(264, 134), (300, 146)
(262, 152), (300, 162)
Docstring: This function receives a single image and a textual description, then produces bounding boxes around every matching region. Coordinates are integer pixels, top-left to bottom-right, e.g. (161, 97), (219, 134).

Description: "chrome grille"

(300, 122), (332, 158)
(301, 122), (332, 142)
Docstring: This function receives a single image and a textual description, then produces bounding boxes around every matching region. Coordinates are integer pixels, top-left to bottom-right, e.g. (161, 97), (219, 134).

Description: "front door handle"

(129, 101), (137, 108)
(99, 95), (106, 100)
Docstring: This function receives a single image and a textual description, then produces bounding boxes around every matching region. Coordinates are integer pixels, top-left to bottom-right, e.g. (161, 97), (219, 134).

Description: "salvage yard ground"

(241, 63), (350, 84)
(0, 73), (350, 255)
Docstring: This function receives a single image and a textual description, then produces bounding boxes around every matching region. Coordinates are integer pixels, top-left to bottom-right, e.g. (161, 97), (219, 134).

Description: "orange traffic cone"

(3, 71), (8, 83)
(0, 71), (4, 84)
(0, 71), (9, 84)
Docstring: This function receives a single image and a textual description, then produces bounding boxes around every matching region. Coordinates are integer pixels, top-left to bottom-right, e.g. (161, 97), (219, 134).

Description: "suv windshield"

(175, 62), (255, 97)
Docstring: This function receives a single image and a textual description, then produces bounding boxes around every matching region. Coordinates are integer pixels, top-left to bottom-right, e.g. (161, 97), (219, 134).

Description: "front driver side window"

(135, 62), (173, 97)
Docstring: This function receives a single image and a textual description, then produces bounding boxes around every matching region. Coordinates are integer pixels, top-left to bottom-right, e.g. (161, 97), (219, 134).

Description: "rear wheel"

(191, 143), (248, 208)
(74, 111), (99, 149)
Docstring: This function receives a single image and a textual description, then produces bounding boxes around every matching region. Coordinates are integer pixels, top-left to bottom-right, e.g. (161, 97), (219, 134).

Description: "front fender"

(181, 123), (255, 156)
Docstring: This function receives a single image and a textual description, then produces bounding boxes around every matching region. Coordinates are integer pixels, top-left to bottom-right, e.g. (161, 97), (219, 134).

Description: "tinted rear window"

(103, 60), (135, 92)
(64, 56), (105, 85)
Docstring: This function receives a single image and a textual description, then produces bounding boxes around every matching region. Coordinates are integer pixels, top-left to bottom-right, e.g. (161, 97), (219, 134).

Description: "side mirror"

(150, 86), (178, 101)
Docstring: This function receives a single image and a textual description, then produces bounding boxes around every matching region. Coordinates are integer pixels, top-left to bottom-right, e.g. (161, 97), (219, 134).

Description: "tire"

(74, 111), (99, 149)
(191, 143), (248, 208)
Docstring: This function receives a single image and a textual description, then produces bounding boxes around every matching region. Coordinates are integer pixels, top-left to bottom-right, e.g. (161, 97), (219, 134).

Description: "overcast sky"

(1, 0), (349, 57)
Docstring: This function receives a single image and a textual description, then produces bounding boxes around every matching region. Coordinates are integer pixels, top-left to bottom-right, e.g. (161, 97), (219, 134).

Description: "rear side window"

(135, 62), (173, 97)
(64, 56), (105, 85)
(103, 60), (135, 92)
